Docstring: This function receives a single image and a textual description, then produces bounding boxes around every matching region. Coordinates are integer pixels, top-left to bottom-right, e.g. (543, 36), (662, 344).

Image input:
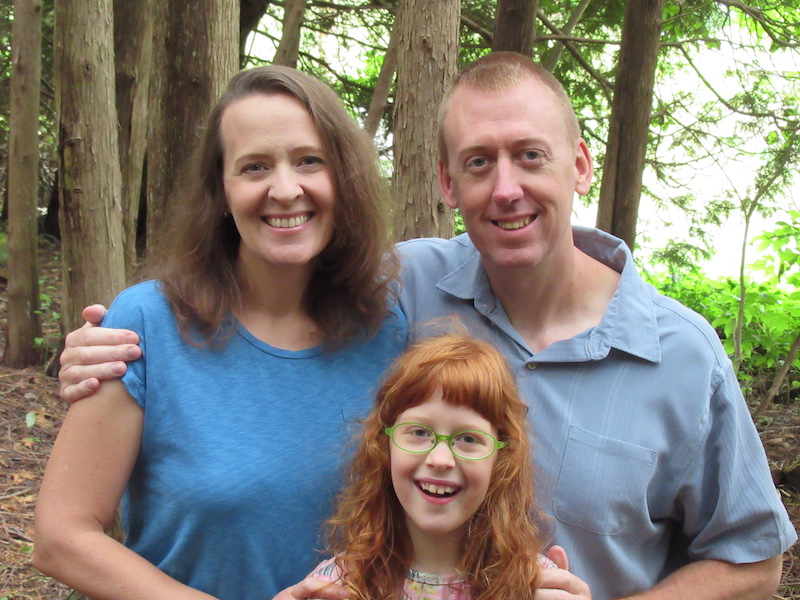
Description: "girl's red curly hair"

(325, 332), (548, 600)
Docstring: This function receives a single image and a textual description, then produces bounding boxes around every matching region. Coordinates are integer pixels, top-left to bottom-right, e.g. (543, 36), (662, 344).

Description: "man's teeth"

(497, 216), (533, 230)
(420, 482), (457, 496)
(266, 214), (310, 228)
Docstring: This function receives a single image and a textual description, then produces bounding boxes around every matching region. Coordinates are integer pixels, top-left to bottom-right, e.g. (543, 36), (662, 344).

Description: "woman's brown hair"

(326, 333), (547, 600)
(146, 65), (397, 348)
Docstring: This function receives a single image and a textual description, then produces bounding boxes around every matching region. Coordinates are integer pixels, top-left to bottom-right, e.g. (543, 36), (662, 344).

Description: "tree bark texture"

(492, 0), (536, 56)
(114, 0), (153, 278)
(392, 0), (459, 241)
(272, 0), (307, 67)
(595, 0), (665, 250)
(55, 0), (126, 333)
(5, 0), (43, 367)
(147, 0), (238, 245)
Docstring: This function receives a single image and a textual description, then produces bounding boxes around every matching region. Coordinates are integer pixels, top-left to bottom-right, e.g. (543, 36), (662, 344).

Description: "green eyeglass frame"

(384, 422), (504, 461)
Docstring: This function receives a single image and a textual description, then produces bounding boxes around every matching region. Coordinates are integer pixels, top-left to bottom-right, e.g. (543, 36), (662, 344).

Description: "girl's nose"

(425, 439), (455, 470)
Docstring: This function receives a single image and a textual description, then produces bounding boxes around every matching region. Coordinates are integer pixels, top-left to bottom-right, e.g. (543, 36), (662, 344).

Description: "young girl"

(304, 333), (554, 600)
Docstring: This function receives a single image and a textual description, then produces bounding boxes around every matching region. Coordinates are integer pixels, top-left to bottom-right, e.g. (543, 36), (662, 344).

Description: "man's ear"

(438, 159), (459, 209)
(574, 138), (594, 196)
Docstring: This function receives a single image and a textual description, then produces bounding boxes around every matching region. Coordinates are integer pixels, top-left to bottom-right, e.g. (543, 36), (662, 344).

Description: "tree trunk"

(147, 0), (238, 247)
(364, 29), (398, 139)
(240, 0), (270, 66)
(5, 0), (43, 367)
(392, 0), (459, 241)
(114, 0), (153, 278)
(55, 0), (126, 333)
(491, 0), (536, 56)
(595, 0), (665, 251)
(272, 0), (307, 67)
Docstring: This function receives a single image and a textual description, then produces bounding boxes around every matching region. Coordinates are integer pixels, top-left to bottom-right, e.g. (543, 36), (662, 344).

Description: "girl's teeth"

(420, 482), (455, 495)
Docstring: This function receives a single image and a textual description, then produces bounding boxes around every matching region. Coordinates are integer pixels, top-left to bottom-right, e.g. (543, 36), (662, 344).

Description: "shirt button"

(526, 362), (537, 370)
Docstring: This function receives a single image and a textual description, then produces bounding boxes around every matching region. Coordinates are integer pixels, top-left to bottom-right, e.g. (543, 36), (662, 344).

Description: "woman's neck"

(234, 255), (322, 351)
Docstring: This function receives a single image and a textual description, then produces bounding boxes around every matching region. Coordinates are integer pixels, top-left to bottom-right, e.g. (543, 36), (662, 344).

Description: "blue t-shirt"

(103, 281), (408, 600)
(396, 227), (796, 600)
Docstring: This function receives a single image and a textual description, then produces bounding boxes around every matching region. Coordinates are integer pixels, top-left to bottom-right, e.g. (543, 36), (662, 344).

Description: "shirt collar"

(435, 227), (661, 362)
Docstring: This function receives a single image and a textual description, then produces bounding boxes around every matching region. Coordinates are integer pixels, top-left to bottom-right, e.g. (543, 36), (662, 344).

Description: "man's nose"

(491, 157), (523, 205)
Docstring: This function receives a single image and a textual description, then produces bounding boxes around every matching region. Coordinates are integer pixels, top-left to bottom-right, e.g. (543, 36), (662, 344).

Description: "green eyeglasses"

(384, 422), (504, 461)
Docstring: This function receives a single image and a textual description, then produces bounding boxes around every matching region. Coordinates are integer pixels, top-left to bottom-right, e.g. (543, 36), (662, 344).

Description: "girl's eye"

(454, 431), (489, 447)
(409, 427), (433, 438)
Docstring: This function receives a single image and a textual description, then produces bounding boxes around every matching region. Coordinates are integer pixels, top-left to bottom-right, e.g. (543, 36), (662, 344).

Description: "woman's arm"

(33, 380), (216, 600)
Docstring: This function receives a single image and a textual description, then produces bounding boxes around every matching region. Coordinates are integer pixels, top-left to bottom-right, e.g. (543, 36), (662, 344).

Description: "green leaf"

(26, 411), (36, 428)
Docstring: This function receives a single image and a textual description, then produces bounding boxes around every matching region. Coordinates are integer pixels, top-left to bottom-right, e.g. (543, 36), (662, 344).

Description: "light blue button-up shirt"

(396, 226), (796, 600)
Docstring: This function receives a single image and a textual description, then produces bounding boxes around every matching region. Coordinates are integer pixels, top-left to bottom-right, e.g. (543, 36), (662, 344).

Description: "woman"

(34, 66), (407, 600)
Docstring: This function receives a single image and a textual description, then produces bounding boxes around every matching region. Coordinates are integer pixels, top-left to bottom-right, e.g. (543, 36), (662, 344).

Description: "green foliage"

(645, 213), (800, 400)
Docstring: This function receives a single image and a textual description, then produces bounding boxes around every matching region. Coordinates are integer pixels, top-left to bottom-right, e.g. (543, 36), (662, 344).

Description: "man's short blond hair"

(437, 52), (581, 163)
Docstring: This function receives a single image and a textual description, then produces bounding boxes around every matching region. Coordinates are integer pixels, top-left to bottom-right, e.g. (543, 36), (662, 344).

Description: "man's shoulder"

(646, 284), (732, 367)
(396, 234), (477, 271)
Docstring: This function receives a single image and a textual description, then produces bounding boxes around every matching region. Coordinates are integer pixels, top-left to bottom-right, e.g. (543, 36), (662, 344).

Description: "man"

(58, 53), (795, 599)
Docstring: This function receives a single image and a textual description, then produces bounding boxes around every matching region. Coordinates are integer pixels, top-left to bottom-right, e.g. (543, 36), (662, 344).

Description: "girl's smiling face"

(389, 388), (498, 552)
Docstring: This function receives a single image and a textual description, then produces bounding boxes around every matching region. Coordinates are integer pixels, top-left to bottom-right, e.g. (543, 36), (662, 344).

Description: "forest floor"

(0, 236), (798, 599)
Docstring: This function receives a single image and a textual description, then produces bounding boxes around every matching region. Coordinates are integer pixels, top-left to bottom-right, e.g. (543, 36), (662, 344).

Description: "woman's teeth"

(266, 214), (311, 228)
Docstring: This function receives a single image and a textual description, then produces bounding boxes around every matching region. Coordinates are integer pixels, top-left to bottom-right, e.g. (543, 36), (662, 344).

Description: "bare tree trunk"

(364, 30), (398, 139)
(147, 0), (238, 246)
(5, 0), (43, 367)
(595, 0), (664, 251)
(392, 0), (459, 241)
(240, 0), (270, 66)
(114, 0), (153, 278)
(273, 0), (307, 67)
(753, 329), (800, 417)
(492, 0), (536, 56)
(55, 0), (126, 333)
(540, 0), (591, 71)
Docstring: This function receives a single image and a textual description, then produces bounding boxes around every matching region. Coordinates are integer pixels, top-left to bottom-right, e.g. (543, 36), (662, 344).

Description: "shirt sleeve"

(677, 362), (797, 562)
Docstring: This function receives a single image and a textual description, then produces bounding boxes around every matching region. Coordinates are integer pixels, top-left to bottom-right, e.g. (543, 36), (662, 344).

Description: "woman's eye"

(299, 156), (324, 167)
(243, 164), (266, 173)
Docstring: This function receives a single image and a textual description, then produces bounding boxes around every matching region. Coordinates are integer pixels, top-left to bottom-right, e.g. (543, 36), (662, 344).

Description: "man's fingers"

(547, 545), (569, 571)
(274, 577), (348, 600)
(81, 304), (109, 325)
(536, 564), (592, 600)
(60, 378), (101, 404)
(64, 325), (140, 350)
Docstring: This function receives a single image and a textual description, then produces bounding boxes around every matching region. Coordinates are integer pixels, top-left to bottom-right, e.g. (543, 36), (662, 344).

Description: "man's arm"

(59, 305), (142, 403)
(616, 557), (783, 600)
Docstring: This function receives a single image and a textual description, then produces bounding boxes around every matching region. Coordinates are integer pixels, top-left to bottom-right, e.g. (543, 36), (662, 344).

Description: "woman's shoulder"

(104, 280), (172, 328)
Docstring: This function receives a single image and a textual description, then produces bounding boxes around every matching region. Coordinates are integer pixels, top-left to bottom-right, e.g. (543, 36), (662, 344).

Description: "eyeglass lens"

(391, 423), (496, 459)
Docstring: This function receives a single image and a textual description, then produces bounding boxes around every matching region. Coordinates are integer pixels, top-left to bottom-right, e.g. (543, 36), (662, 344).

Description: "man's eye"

(466, 157), (487, 169)
(522, 150), (541, 161)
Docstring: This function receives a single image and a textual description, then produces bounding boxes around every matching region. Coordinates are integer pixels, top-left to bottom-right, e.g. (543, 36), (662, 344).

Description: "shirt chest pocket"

(554, 426), (657, 535)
